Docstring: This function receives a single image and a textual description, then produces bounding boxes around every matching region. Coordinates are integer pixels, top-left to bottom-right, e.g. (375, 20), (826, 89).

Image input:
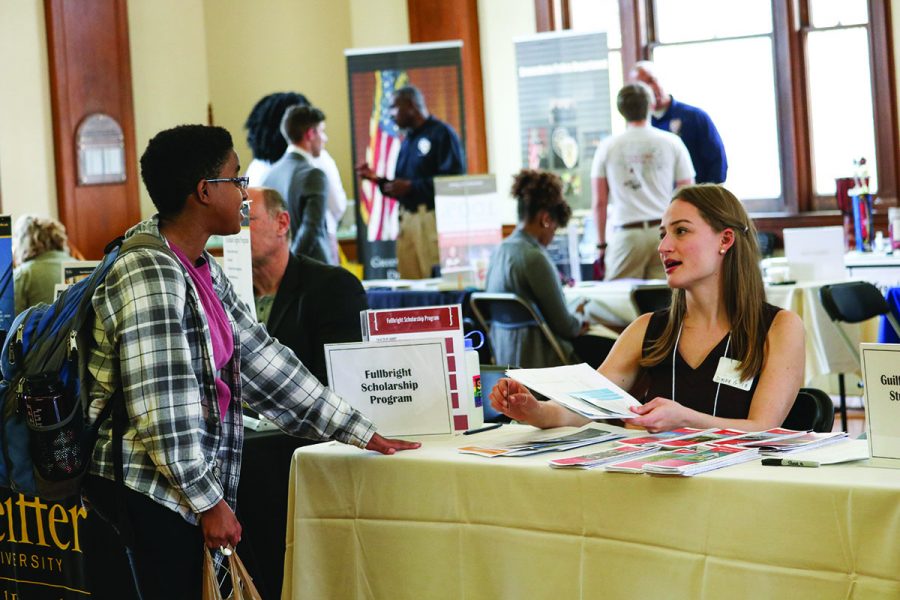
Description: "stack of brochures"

(616, 427), (810, 449)
(458, 425), (625, 458)
(549, 445), (659, 469)
(605, 444), (760, 476)
(740, 431), (849, 454)
(505, 364), (641, 420)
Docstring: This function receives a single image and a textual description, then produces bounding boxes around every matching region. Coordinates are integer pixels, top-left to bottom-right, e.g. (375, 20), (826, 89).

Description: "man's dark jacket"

(266, 253), (367, 385)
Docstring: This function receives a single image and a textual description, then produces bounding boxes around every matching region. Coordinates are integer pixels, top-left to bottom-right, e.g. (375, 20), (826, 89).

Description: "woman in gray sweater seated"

(484, 169), (613, 368)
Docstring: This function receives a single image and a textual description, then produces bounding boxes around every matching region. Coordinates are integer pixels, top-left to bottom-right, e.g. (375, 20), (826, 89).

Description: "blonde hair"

(12, 215), (69, 265)
(640, 184), (767, 380)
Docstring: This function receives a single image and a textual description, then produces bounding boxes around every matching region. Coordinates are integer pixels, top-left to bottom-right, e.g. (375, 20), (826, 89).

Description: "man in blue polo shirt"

(631, 61), (727, 184)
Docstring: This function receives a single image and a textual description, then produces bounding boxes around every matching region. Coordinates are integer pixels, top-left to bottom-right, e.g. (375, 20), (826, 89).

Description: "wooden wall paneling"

(407, 0), (488, 174)
(44, 0), (140, 259)
(534, 0), (555, 32)
(868, 0), (899, 207)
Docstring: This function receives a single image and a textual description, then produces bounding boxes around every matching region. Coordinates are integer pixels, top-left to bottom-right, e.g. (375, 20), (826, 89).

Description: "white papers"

(506, 363), (641, 420)
(782, 439), (869, 465)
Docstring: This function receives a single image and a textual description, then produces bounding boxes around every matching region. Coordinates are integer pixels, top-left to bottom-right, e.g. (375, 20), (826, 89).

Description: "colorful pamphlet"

(605, 444), (759, 476)
(549, 445), (659, 469)
(458, 424), (624, 458)
(657, 428), (748, 449)
(615, 428), (706, 447)
(742, 431), (849, 454)
(718, 427), (808, 447)
(641, 444), (760, 476)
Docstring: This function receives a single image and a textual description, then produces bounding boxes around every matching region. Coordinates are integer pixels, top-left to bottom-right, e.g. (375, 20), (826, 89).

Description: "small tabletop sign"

(324, 338), (454, 436)
(861, 343), (900, 468)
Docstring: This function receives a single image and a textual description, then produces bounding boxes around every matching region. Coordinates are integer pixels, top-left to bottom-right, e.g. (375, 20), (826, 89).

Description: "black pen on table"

(463, 423), (503, 435)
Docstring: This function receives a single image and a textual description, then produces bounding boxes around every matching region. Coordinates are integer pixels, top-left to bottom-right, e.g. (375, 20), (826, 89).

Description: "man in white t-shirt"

(591, 82), (694, 280)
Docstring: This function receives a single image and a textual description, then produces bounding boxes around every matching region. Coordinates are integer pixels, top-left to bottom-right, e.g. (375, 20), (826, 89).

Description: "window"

(652, 0), (781, 201)
(805, 0), (877, 196)
(537, 0), (897, 215)
(568, 0), (624, 136)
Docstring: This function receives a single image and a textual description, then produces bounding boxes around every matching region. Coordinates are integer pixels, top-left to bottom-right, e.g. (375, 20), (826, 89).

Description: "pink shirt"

(170, 243), (234, 420)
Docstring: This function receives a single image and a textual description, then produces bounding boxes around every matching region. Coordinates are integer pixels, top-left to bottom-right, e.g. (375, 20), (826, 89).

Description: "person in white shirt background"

(245, 92), (347, 264)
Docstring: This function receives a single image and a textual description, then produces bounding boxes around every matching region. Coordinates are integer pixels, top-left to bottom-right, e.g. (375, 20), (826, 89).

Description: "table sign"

(861, 343), (900, 468)
(324, 339), (453, 436)
(361, 304), (472, 431)
(783, 226), (846, 282)
(434, 174), (502, 289)
(222, 209), (256, 318)
(60, 260), (99, 285)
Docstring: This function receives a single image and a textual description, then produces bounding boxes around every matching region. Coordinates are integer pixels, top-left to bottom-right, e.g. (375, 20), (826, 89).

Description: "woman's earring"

(719, 248), (726, 255)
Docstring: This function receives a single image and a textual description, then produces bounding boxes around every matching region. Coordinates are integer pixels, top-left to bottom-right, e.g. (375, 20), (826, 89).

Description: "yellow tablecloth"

(282, 426), (900, 599)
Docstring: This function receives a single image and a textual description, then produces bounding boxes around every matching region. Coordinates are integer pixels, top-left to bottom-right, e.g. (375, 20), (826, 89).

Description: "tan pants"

(396, 205), (439, 279)
(604, 226), (665, 280)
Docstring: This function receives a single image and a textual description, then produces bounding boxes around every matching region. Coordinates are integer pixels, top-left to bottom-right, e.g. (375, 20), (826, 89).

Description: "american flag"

(360, 69), (407, 241)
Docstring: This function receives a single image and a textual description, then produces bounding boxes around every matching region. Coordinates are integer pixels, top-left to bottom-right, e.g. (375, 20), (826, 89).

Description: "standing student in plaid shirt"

(81, 125), (419, 599)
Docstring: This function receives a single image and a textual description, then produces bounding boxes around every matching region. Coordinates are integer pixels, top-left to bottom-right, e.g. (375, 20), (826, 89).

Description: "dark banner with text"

(0, 488), (89, 598)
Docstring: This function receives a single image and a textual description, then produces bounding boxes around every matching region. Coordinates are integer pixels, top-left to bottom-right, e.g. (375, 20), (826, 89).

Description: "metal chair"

(469, 292), (571, 366)
(630, 284), (672, 315)
(819, 281), (900, 431)
(781, 387), (835, 433)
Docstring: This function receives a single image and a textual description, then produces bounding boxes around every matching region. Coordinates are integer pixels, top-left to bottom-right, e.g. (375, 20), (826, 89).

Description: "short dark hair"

(244, 92), (310, 162)
(617, 83), (652, 121)
(140, 125), (233, 217)
(392, 86), (427, 112)
(280, 105), (325, 144)
(511, 169), (571, 227)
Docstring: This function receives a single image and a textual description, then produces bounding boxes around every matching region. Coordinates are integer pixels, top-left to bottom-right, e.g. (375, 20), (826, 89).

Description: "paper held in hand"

(506, 363), (641, 420)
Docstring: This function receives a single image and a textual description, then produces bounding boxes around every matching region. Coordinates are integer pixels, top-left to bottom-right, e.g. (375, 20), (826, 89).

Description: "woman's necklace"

(671, 323), (731, 417)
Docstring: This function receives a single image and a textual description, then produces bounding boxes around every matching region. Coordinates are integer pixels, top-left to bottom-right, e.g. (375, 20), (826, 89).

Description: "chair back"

(469, 292), (571, 366)
(479, 365), (513, 423)
(757, 231), (777, 258)
(781, 387), (835, 433)
(630, 284), (672, 315)
(820, 281), (889, 324)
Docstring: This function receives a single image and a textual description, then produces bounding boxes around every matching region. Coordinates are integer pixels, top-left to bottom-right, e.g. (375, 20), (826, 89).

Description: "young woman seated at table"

(484, 169), (614, 368)
(488, 184), (805, 433)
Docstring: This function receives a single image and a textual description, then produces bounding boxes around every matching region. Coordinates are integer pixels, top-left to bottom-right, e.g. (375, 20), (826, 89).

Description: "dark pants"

(82, 474), (204, 600)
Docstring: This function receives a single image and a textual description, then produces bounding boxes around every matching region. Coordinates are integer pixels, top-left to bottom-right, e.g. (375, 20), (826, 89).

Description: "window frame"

(536, 0), (899, 219)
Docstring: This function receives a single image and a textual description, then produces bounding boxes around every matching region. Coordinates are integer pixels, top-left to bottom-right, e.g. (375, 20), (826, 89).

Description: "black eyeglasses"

(205, 176), (250, 190)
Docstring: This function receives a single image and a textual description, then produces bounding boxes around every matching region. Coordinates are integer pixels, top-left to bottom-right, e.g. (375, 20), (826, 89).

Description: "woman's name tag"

(713, 357), (754, 391)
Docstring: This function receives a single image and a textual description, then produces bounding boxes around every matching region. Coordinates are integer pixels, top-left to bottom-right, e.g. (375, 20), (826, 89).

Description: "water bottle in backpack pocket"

(18, 373), (85, 483)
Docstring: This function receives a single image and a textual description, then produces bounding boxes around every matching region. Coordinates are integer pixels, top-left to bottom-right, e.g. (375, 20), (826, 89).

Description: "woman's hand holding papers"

(365, 433), (421, 455)
(628, 397), (689, 433)
(488, 378), (589, 429)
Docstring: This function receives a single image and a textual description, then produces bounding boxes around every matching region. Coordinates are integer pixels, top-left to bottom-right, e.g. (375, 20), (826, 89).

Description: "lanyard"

(671, 323), (731, 418)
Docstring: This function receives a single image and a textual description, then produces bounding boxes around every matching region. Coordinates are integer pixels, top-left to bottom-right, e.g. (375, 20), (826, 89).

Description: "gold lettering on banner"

(47, 505), (69, 550)
(0, 494), (86, 553)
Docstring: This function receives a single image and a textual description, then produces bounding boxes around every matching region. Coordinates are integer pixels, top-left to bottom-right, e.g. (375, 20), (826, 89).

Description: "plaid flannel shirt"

(86, 218), (375, 523)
